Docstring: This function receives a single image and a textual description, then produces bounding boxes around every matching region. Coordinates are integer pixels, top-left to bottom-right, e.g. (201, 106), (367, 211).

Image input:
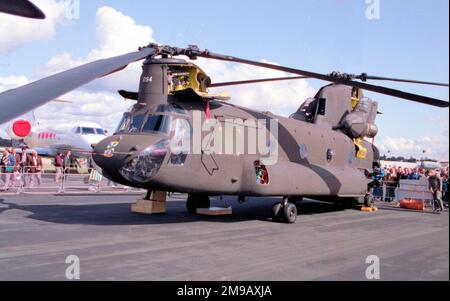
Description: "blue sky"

(0, 0), (448, 159)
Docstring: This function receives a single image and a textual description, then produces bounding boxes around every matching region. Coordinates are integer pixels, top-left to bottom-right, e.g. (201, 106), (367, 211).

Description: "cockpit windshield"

(115, 104), (188, 134)
(116, 113), (172, 135)
(95, 128), (106, 135)
(81, 127), (96, 135)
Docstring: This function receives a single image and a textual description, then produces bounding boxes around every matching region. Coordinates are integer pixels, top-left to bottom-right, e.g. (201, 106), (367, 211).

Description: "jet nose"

(93, 135), (170, 186)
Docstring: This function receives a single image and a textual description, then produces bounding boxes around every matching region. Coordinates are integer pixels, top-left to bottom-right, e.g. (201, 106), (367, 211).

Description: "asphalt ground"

(0, 193), (448, 281)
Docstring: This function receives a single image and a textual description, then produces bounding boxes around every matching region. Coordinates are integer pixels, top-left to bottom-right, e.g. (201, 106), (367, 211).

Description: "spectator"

(385, 168), (397, 183)
(63, 150), (80, 174)
(428, 170), (444, 213)
(418, 168), (426, 179)
(408, 168), (421, 180)
(1, 149), (16, 191)
(19, 147), (29, 168)
(367, 161), (385, 202)
(27, 150), (43, 188)
(384, 168), (398, 202)
(396, 167), (404, 182)
(19, 147), (30, 187)
(442, 174), (448, 202)
(11, 148), (22, 187)
(54, 152), (63, 184)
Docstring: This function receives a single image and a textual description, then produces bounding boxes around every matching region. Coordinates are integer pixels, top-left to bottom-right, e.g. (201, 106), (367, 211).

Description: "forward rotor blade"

(208, 76), (307, 88)
(0, 47), (155, 124)
(191, 50), (449, 108)
(118, 90), (139, 100)
(52, 99), (73, 104)
(0, 0), (45, 19)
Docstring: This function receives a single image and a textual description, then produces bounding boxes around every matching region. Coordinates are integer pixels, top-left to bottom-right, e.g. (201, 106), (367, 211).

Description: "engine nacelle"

(341, 97), (379, 138)
(7, 119), (32, 140)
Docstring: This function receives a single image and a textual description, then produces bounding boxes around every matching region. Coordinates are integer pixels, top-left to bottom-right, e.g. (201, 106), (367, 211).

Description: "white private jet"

(6, 118), (108, 157)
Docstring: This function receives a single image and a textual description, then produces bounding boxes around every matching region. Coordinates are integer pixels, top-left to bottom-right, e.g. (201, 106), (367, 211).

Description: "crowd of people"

(0, 148), (80, 192)
(381, 166), (449, 184)
(0, 147), (43, 191)
(377, 164), (449, 212)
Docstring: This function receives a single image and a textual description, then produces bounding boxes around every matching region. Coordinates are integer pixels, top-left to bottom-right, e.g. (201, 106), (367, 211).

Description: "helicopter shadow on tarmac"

(0, 196), (350, 226)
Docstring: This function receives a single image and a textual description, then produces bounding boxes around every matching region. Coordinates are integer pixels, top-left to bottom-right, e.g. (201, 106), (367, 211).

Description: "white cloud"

(37, 6), (155, 92)
(378, 114), (449, 161)
(378, 133), (449, 161)
(0, 0), (71, 54)
(0, 75), (29, 90)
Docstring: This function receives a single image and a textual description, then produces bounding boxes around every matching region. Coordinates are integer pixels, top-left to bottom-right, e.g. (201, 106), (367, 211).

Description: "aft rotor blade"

(0, 47), (155, 124)
(191, 50), (449, 108)
(208, 76), (307, 88)
(361, 75), (449, 87)
(0, 0), (45, 19)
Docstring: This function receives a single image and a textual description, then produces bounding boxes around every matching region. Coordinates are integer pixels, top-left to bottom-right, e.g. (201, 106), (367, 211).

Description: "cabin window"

(170, 118), (191, 165)
(317, 98), (326, 116)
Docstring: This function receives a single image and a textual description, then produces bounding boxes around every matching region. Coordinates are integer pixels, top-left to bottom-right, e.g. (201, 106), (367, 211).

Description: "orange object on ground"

(400, 199), (425, 211)
(361, 207), (373, 212)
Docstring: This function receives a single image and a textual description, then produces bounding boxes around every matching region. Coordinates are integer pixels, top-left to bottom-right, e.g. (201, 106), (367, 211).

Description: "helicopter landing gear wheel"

(283, 203), (298, 224)
(272, 198), (298, 223)
(186, 195), (210, 214)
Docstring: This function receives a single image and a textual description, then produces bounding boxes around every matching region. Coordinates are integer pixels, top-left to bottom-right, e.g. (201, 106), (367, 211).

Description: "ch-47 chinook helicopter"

(0, 44), (448, 223)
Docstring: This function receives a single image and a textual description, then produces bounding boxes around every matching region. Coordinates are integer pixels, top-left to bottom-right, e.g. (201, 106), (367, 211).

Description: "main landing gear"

(364, 193), (374, 208)
(272, 197), (302, 224)
(186, 194), (211, 214)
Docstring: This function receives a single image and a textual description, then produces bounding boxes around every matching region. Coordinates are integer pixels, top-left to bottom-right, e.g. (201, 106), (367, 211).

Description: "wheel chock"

(361, 206), (378, 212)
(197, 207), (232, 216)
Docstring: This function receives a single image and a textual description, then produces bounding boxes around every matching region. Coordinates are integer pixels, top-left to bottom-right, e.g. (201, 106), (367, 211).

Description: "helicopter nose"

(93, 135), (170, 186)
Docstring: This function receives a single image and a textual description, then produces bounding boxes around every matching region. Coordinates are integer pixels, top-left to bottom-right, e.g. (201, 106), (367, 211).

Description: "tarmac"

(0, 192), (448, 281)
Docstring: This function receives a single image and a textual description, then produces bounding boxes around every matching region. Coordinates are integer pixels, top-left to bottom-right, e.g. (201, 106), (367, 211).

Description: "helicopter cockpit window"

(317, 98), (326, 116)
(290, 97), (318, 123)
(142, 114), (172, 134)
(116, 112), (173, 135)
(116, 113), (145, 133)
(129, 114), (146, 133)
(116, 113), (131, 133)
(75, 127), (81, 134)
